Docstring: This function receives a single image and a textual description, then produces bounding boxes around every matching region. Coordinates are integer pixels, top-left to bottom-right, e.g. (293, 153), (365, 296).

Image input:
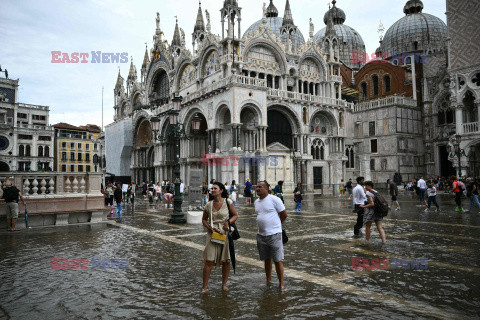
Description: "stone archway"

(267, 109), (293, 149)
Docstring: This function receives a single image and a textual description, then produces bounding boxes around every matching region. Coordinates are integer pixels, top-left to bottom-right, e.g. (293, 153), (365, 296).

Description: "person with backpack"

(273, 181), (284, 204)
(293, 182), (303, 212)
(114, 182), (123, 220)
(466, 178), (480, 213)
(360, 181), (387, 244)
(346, 178), (353, 200)
(1, 179), (26, 231)
(388, 179), (401, 211)
(450, 175), (465, 213)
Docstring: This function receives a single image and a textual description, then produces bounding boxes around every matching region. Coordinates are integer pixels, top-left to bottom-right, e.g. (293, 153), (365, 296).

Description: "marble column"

(455, 105), (464, 135)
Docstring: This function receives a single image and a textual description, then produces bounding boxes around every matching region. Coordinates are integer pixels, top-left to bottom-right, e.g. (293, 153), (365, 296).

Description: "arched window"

(361, 82), (367, 99)
(372, 75), (379, 96)
(19, 145), (24, 156)
(45, 146), (50, 157)
(384, 75), (391, 92)
(26, 145), (31, 156)
(345, 146), (355, 169)
(312, 139), (326, 160)
(438, 111), (446, 125)
(267, 74), (273, 88)
(38, 146), (43, 157)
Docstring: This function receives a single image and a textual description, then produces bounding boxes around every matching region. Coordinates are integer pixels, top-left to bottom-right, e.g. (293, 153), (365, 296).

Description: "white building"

(0, 76), (54, 173)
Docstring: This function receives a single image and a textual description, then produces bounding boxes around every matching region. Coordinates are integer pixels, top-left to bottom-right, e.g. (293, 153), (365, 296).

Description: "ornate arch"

(267, 103), (301, 134)
(298, 53), (328, 80)
(174, 58), (195, 91)
(145, 61), (170, 99)
(199, 45), (221, 78)
(135, 119), (153, 148)
(239, 100), (264, 125)
(309, 110), (338, 135)
(215, 104), (232, 128)
(243, 40), (288, 74)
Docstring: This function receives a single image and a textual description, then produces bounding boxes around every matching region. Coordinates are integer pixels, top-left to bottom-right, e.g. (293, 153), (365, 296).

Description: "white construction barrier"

(187, 211), (203, 224)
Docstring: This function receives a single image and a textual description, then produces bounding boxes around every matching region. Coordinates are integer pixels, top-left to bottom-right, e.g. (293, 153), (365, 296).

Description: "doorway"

(439, 145), (455, 177)
(313, 167), (323, 189)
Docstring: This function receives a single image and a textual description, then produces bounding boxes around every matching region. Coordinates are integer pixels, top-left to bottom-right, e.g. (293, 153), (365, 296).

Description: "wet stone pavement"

(1, 191), (480, 320)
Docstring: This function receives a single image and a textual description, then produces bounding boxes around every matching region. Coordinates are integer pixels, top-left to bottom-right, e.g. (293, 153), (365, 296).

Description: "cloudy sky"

(0, 0), (446, 128)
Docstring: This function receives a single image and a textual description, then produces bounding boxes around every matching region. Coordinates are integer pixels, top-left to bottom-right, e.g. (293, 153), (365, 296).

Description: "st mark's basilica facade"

(105, 0), (480, 191)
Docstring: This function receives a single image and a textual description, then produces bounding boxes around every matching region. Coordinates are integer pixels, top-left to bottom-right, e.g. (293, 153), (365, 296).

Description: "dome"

(380, 1), (447, 57)
(323, 6), (346, 25)
(243, 17), (306, 46)
(314, 24), (366, 69)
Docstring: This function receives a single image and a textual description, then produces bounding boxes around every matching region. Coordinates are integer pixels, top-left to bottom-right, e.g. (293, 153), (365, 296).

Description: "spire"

(172, 18), (181, 47)
(142, 45), (149, 69)
(266, 0), (278, 18)
(115, 69), (124, 90)
(194, 1), (205, 32)
(128, 58), (136, 81)
(282, 0), (294, 26)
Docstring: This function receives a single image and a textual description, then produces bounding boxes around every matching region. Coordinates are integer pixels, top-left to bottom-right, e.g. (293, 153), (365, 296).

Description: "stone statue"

(156, 12), (160, 29)
(309, 18), (314, 39)
(263, 3), (266, 17)
(180, 28), (186, 46)
(206, 10), (211, 33)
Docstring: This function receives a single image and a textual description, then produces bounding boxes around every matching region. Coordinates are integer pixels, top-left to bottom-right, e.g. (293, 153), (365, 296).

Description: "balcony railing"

(0, 173), (102, 196)
(354, 95), (417, 112)
(267, 89), (354, 109)
(463, 122), (479, 134)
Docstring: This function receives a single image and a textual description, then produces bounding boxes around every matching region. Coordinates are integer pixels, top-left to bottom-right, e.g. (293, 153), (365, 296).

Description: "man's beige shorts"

(6, 202), (19, 219)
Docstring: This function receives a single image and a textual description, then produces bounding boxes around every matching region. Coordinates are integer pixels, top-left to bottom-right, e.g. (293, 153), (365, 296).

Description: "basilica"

(105, 0), (480, 191)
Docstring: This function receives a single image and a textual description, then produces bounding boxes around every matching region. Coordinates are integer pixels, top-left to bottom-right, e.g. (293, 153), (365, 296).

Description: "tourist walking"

(450, 176), (465, 213)
(114, 183), (123, 220)
(147, 181), (155, 204)
(346, 178), (353, 200)
(127, 182), (136, 206)
(352, 176), (367, 237)
(254, 181), (288, 290)
(294, 182), (303, 212)
(360, 181), (387, 244)
(466, 178), (480, 213)
(339, 179), (346, 198)
(201, 182), (238, 293)
(141, 182), (147, 199)
(154, 182), (162, 208)
(425, 180), (440, 212)
(388, 179), (400, 211)
(1, 179), (26, 231)
(417, 177), (427, 206)
(245, 178), (253, 206)
(229, 180), (238, 206)
(273, 181), (284, 203)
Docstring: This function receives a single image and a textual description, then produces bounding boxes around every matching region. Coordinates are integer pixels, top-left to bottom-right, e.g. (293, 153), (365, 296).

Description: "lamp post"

(150, 96), (201, 223)
(448, 134), (475, 178)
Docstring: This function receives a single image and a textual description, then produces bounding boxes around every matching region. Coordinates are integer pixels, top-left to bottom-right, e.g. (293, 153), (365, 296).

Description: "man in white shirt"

(180, 180), (185, 203)
(417, 177), (427, 206)
(352, 176), (367, 237)
(255, 181), (288, 290)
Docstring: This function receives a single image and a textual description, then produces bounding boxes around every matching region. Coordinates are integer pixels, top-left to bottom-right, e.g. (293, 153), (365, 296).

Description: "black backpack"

(372, 191), (389, 217)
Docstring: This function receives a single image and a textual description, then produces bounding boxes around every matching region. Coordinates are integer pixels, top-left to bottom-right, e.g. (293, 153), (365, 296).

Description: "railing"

(220, 54), (244, 65)
(17, 103), (50, 111)
(0, 173), (103, 196)
(463, 122), (479, 134)
(354, 95), (417, 112)
(328, 75), (342, 82)
(16, 123), (53, 130)
(231, 75), (266, 87)
(267, 88), (354, 109)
